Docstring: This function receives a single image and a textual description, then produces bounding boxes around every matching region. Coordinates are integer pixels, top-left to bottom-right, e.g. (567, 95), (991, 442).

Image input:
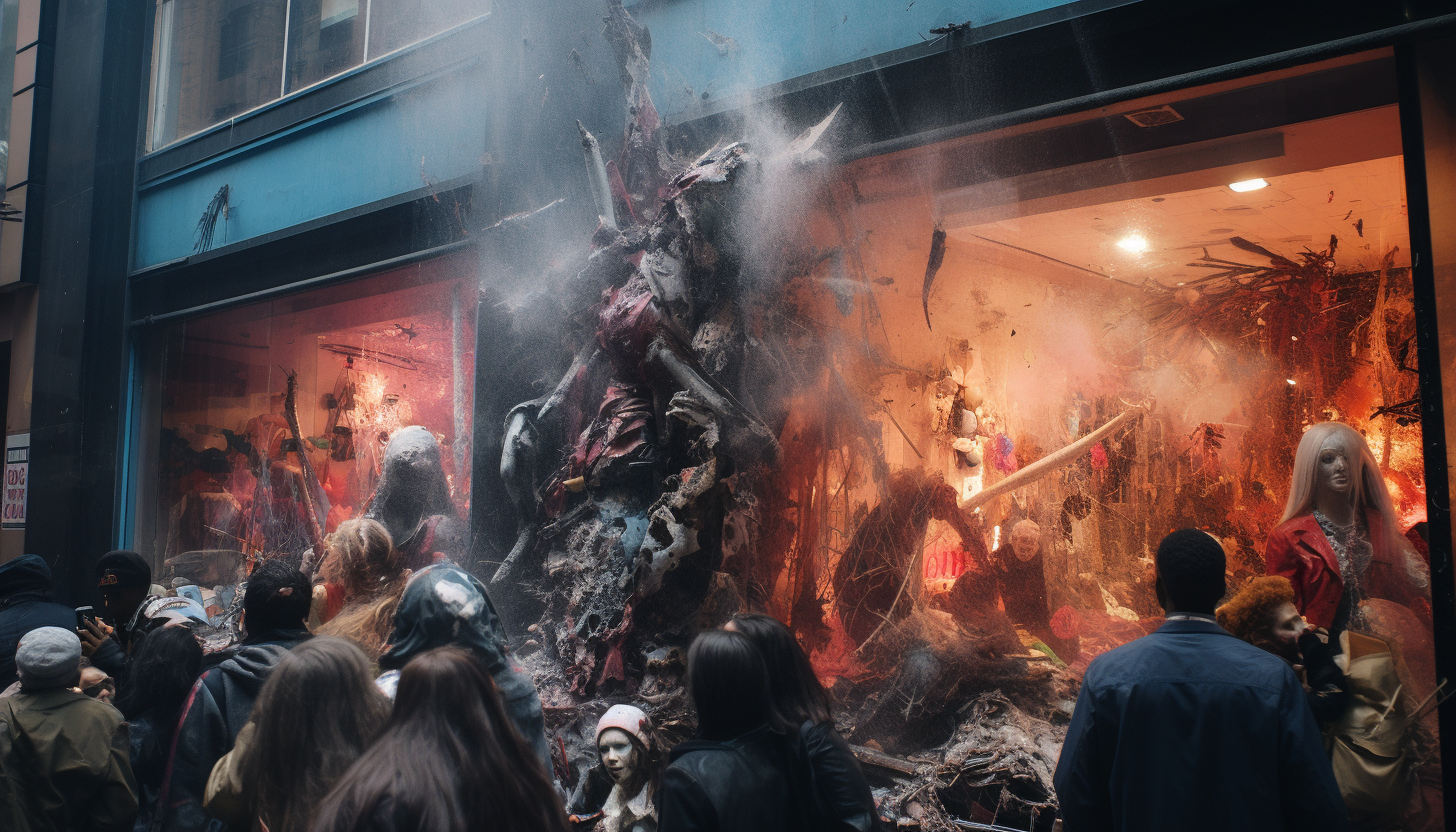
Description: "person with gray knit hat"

(0, 627), (138, 831)
(16, 626), (83, 689)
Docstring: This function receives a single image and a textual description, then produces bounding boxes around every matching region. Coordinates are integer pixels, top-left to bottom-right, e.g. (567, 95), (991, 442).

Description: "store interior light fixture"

(1229, 178), (1269, 192)
(1116, 233), (1149, 253)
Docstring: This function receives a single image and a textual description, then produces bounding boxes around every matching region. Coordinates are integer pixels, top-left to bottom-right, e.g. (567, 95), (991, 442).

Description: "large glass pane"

(136, 256), (477, 595)
(148, 0), (288, 148)
(365, 0), (490, 59)
(796, 79), (1440, 826)
(285, 0), (368, 93)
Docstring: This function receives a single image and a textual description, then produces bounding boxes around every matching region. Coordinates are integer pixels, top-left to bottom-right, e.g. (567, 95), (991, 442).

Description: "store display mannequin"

(364, 427), (465, 569)
(571, 704), (662, 832)
(1265, 422), (1427, 632)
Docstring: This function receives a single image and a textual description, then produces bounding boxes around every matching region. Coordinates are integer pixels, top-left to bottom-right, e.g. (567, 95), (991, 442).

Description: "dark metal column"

(1397, 35), (1456, 821)
(24, 0), (148, 603)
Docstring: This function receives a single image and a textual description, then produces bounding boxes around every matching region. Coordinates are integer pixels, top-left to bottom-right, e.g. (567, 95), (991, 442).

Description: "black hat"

(96, 550), (152, 591)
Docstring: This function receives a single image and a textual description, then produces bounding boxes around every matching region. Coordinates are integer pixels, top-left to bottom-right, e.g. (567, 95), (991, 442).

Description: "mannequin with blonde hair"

(316, 518), (410, 658)
(1265, 422), (1426, 631)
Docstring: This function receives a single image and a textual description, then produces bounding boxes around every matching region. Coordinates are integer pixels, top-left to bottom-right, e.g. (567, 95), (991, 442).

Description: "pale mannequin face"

(598, 728), (639, 784)
(1010, 527), (1040, 562)
(1270, 602), (1306, 650)
(1315, 437), (1353, 499)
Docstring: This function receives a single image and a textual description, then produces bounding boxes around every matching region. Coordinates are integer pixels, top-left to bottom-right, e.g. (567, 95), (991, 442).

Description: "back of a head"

(332, 518), (401, 598)
(243, 560), (312, 637)
(15, 626), (81, 691)
(241, 637), (390, 832)
(115, 625), (203, 720)
(378, 565), (508, 673)
(0, 554), (54, 597)
(1155, 529), (1227, 614)
(1216, 576), (1296, 643)
(688, 629), (773, 741)
(313, 647), (567, 832)
(728, 613), (830, 727)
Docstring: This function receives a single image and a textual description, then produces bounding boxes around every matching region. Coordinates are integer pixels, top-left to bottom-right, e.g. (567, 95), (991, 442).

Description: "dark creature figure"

(834, 470), (986, 645)
(364, 426), (466, 569)
(489, 0), (842, 699)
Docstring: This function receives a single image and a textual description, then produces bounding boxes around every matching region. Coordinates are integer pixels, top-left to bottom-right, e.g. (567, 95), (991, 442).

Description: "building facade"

(11, 0), (1456, 822)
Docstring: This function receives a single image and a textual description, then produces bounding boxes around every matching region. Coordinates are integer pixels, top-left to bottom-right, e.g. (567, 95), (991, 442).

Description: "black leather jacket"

(801, 721), (880, 832)
(658, 726), (814, 832)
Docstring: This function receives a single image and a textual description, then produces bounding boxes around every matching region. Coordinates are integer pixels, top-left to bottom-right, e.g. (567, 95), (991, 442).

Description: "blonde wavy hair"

(317, 518), (409, 659)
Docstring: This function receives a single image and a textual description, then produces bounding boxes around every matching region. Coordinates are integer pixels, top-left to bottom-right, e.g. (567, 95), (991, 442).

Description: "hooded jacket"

(157, 629), (309, 832)
(0, 687), (138, 832)
(377, 565), (552, 775)
(0, 555), (77, 691)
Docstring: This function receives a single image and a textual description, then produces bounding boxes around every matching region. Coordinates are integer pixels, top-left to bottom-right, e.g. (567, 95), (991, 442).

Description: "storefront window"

(367, 0), (491, 60)
(285, 0), (368, 93)
(781, 55), (1440, 824)
(147, 0), (493, 147)
(149, 0), (288, 147)
(134, 256), (477, 588)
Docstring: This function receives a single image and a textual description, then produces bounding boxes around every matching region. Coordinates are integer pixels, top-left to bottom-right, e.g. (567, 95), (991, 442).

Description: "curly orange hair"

(1216, 576), (1296, 642)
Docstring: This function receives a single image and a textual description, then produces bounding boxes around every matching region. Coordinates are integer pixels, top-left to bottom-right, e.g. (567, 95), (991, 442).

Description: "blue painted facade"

(627, 0), (1099, 119)
(133, 51), (489, 269)
(130, 1), (1116, 271)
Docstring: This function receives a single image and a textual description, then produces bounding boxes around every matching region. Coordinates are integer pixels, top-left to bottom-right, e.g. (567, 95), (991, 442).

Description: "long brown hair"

(317, 518), (407, 658)
(312, 647), (569, 832)
(238, 637), (390, 832)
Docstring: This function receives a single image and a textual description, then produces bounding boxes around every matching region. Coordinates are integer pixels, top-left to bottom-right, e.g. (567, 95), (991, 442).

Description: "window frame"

(140, 0), (491, 163)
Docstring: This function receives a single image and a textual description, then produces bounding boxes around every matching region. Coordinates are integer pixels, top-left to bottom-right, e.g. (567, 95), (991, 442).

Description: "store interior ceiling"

(929, 99), (1407, 289)
(953, 153), (1408, 288)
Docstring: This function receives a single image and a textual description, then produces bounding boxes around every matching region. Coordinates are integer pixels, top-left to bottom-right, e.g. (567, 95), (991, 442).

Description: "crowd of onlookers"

(0, 519), (891, 832)
(0, 514), (1419, 831)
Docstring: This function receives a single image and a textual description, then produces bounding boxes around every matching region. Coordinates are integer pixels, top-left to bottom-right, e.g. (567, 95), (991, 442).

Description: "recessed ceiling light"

(1229, 178), (1268, 193)
(1116, 234), (1149, 253)
(1287, 378), (1297, 386)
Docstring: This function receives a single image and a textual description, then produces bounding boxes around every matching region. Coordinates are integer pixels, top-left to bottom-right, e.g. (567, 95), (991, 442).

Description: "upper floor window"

(147, 0), (492, 149)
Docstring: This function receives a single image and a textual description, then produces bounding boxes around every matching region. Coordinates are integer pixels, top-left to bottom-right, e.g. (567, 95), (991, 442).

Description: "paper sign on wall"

(3, 433), (28, 530)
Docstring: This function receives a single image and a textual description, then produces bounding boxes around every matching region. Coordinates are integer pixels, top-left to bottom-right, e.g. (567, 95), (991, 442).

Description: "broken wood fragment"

(850, 743), (922, 775)
(578, 120), (619, 232)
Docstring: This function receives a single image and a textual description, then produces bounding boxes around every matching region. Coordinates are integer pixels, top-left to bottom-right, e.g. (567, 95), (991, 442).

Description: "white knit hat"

(596, 703), (651, 747)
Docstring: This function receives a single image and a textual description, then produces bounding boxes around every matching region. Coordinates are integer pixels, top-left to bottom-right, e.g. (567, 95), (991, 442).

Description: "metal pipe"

(578, 120), (619, 232)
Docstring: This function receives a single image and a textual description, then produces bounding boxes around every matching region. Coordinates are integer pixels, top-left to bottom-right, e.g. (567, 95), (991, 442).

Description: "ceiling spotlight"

(1229, 178), (1268, 193)
(1286, 379), (1298, 386)
(1116, 234), (1149, 253)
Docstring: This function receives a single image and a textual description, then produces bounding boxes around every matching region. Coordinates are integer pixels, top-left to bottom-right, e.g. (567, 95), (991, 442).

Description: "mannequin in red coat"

(1264, 422), (1427, 632)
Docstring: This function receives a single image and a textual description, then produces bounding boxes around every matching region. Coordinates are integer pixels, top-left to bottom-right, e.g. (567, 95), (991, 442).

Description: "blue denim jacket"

(1053, 616), (1349, 832)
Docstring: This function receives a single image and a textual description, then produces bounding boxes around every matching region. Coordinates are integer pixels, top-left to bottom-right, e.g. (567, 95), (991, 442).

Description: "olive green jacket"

(0, 687), (138, 832)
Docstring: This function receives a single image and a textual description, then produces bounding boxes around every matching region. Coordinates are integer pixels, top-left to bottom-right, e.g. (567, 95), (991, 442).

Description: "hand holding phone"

(74, 608), (111, 657)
